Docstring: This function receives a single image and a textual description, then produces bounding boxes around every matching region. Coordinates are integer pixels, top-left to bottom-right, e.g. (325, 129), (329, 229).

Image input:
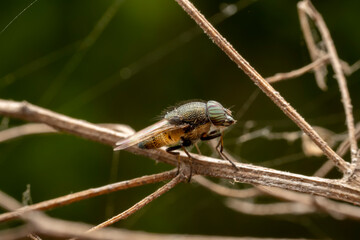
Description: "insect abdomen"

(138, 130), (183, 149)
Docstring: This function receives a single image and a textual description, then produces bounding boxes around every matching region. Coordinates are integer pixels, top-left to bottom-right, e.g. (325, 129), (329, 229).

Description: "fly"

(114, 100), (238, 176)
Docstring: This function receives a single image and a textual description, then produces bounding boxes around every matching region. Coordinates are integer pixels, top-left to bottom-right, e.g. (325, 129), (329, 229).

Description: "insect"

(114, 100), (238, 176)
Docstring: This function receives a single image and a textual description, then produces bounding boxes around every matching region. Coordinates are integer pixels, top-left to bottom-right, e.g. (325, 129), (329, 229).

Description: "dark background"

(0, 0), (360, 239)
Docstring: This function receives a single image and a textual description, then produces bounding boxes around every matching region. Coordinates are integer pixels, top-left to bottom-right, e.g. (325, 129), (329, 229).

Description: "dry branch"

(0, 123), (56, 142)
(266, 54), (329, 83)
(88, 173), (184, 232)
(297, 1), (328, 90)
(226, 199), (316, 215)
(0, 99), (360, 206)
(0, 169), (177, 222)
(194, 176), (262, 199)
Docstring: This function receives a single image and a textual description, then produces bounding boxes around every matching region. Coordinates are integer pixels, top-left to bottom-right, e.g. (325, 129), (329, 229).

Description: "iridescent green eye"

(206, 100), (236, 126)
(206, 100), (226, 125)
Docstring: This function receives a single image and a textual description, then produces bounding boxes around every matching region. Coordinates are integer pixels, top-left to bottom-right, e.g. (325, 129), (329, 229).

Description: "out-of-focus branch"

(297, 2), (328, 90)
(341, 59), (360, 76)
(266, 54), (329, 83)
(226, 199), (316, 215)
(0, 123), (56, 142)
(173, 0), (349, 173)
(0, 170), (177, 223)
(298, 1), (358, 174)
(88, 173), (185, 232)
(194, 176), (261, 199)
(0, 123), (135, 143)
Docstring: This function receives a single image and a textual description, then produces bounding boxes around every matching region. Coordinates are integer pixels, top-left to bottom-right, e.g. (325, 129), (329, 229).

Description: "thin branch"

(173, 0), (349, 173)
(336, 124), (360, 158)
(0, 123), (56, 142)
(341, 59), (360, 76)
(297, 1), (328, 91)
(0, 100), (126, 145)
(0, 170), (177, 223)
(314, 125), (360, 177)
(88, 174), (184, 232)
(0, 99), (359, 205)
(0, 123), (135, 143)
(194, 176), (262, 199)
(256, 186), (360, 220)
(266, 54), (329, 83)
(313, 160), (334, 177)
(298, 1), (358, 173)
(226, 199), (316, 215)
(237, 127), (302, 144)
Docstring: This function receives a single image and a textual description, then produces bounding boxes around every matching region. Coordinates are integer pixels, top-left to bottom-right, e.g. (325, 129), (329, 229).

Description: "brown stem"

(266, 54), (329, 83)
(297, 2), (328, 91)
(87, 174), (184, 232)
(194, 176), (261, 199)
(0, 170), (177, 223)
(0, 99), (359, 205)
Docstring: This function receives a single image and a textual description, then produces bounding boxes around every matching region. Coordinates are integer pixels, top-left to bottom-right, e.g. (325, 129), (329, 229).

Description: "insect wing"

(114, 119), (187, 150)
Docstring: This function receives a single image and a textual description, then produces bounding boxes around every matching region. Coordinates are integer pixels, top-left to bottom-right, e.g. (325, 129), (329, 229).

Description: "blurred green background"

(0, 0), (360, 239)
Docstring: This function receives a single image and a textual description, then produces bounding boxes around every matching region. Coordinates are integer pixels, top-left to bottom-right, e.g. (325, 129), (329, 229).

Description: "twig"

(256, 186), (360, 220)
(0, 123), (135, 143)
(0, 123), (56, 142)
(266, 54), (329, 83)
(0, 191), (44, 240)
(173, 0), (349, 173)
(313, 160), (334, 177)
(87, 174), (184, 232)
(0, 100), (126, 145)
(194, 176), (261, 199)
(0, 170), (177, 222)
(341, 59), (360, 76)
(298, 1), (358, 173)
(314, 125), (360, 177)
(0, 99), (359, 205)
(226, 199), (316, 215)
(297, 1), (328, 91)
(336, 125), (360, 158)
(237, 127), (302, 144)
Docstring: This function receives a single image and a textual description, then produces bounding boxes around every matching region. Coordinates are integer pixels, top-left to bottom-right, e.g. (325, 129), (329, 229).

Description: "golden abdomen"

(138, 129), (184, 149)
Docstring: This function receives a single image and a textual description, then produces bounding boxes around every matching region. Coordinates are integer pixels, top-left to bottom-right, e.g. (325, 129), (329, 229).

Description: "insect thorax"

(164, 102), (209, 126)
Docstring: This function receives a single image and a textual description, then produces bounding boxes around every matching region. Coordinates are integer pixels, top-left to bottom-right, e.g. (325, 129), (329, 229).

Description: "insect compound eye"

(206, 100), (227, 125)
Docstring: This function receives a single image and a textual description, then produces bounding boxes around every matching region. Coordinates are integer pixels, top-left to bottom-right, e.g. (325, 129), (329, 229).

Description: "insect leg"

(166, 140), (194, 182)
(200, 130), (221, 141)
(216, 135), (239, 171)
(194, 143), (202, 155)
(166, 145), (182, 175)
(181, 146), (193, 182)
